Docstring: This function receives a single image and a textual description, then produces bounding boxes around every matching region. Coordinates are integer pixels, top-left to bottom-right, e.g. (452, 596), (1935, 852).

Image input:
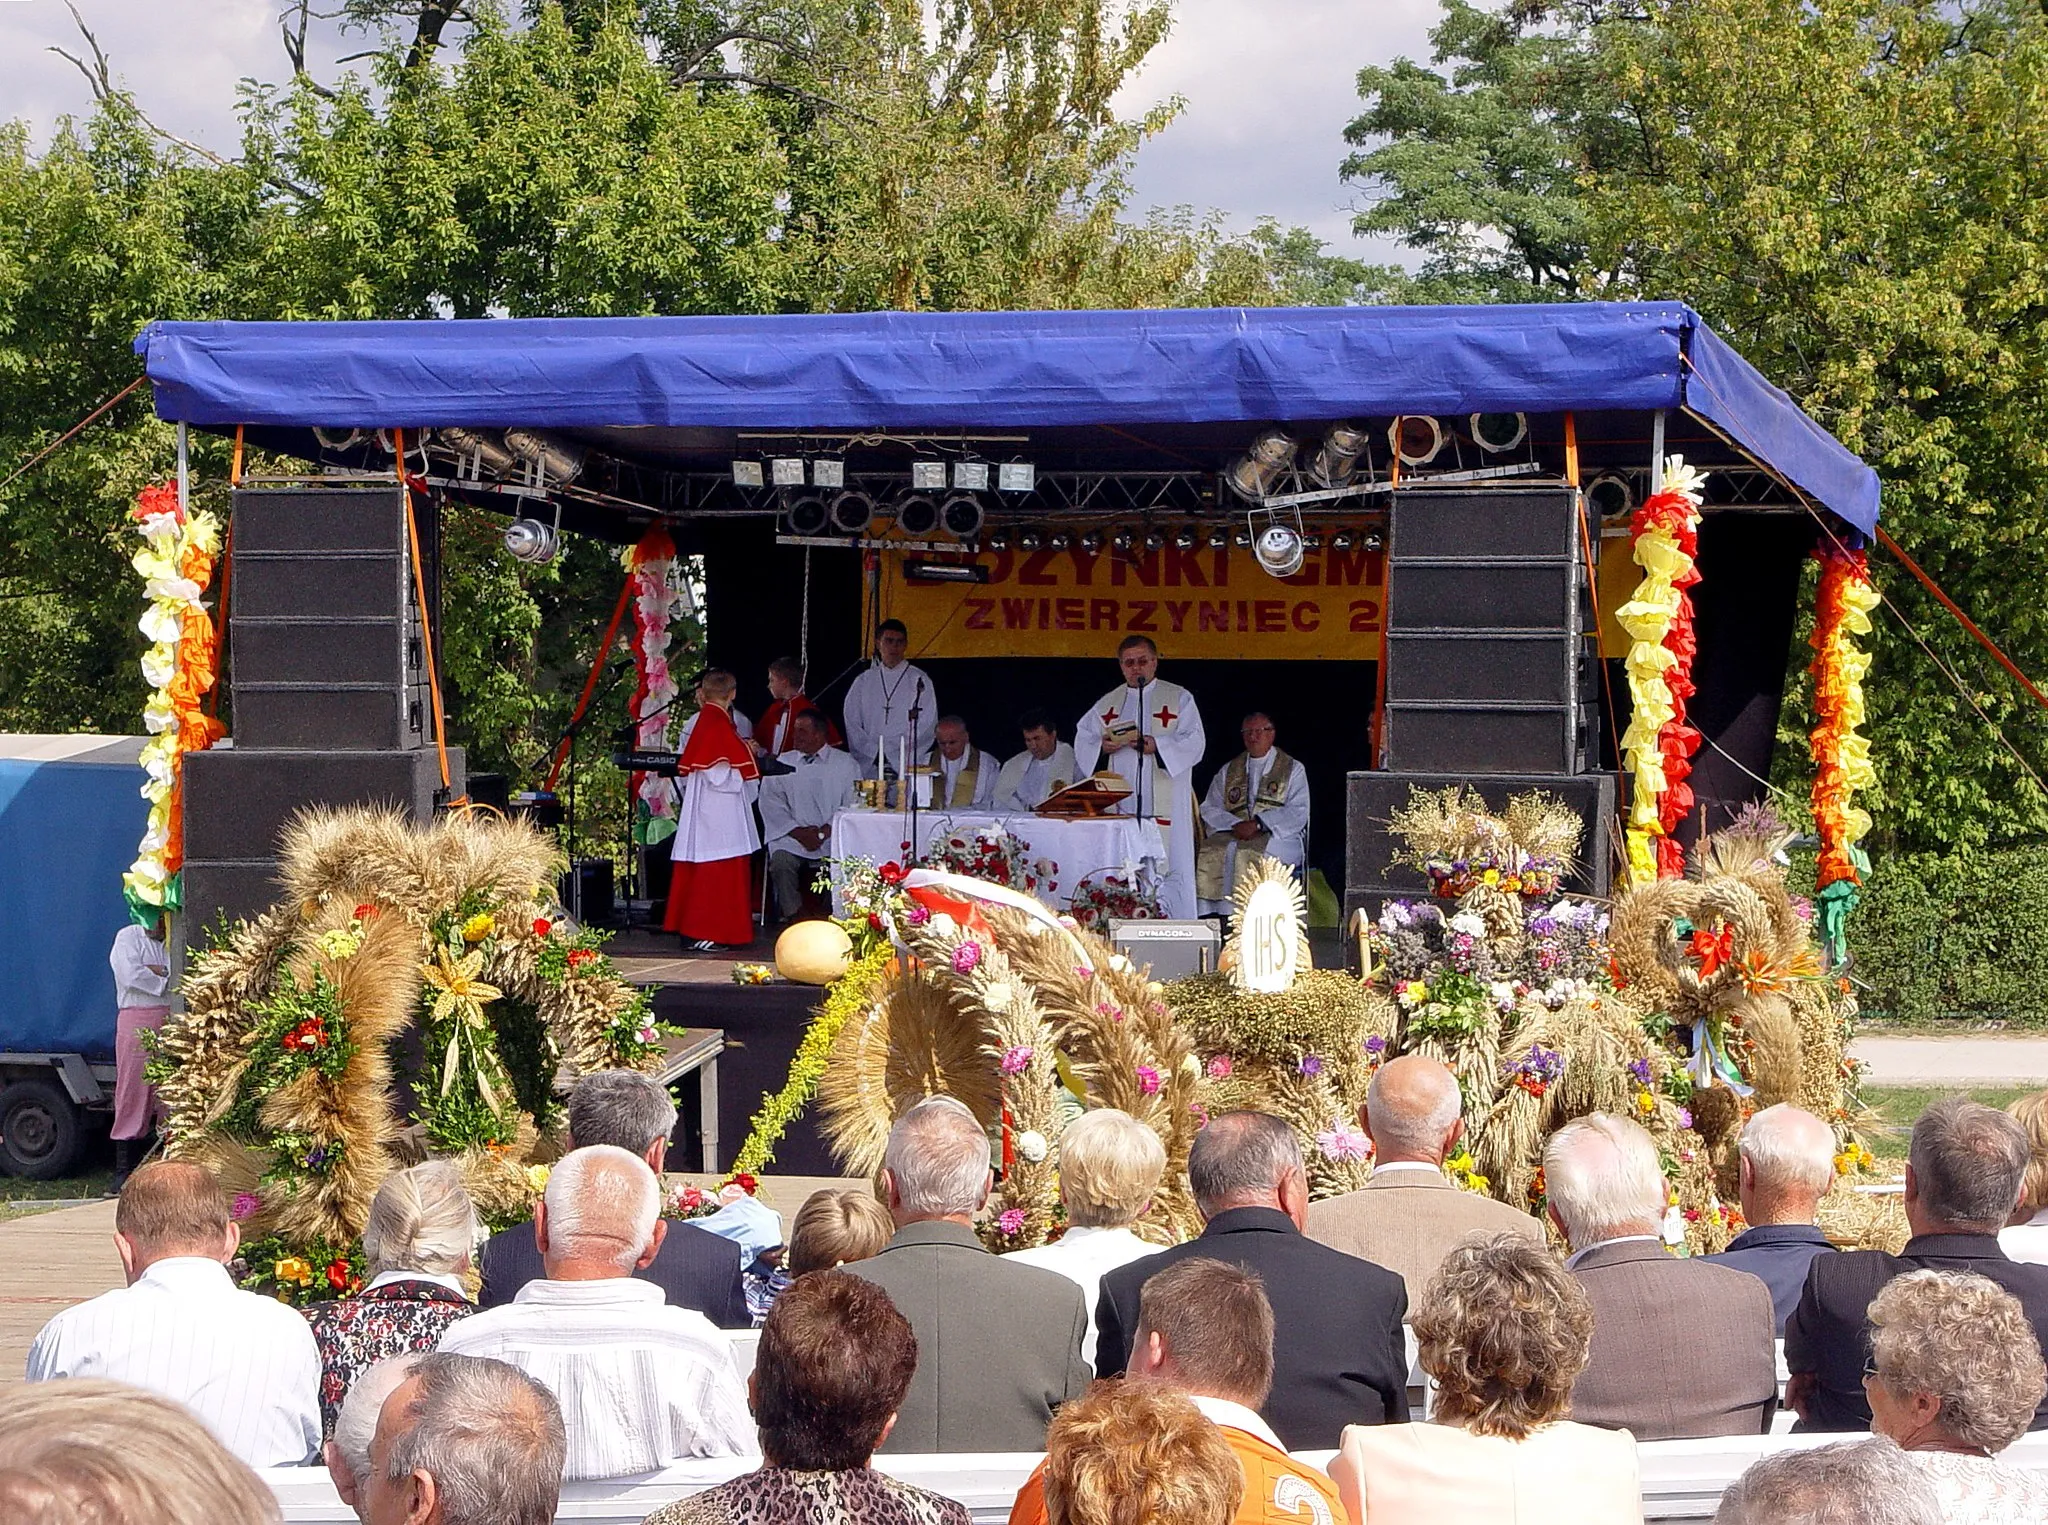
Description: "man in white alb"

(26, 1160), (323, 1467)
(1073, 634), (1207, 920)
(1196, 711), (1311, 915)
(929, 715), (998, 808)
(994, 709), (1079, 812)
(758, 711), (862, 922)
(843, 618), (938, 780)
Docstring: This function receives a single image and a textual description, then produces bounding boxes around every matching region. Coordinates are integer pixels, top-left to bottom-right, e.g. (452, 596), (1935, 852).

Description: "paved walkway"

(1850, 1036), (2048, 1087)
(0, 1198), (121, 1383)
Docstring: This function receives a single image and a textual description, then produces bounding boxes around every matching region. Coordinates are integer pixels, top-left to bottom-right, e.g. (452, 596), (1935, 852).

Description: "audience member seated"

(1329, 1235), (1640, 1525)
(25, 1159), (322, 1467)
(641, 1269), (971, 1525)
(1698, 1103), (1839, 1333)
(786, 1186), (895, 1276)
(2000, 1089), (2048, 1264)
(1788, 1097), (2048, 1432)
(1042, 1379), (1243, 1525)
(1545, 1113), (1776, 1439)
(1095, 1110), (1410, 1450)
(307, 1162), (478, 1437)
(362, 1351), (566, 1525)
(1305, 1055), (1542, 1308)
(1005, 1108), (1168, 1366)
(1863, 1269), (2048, 1522)
(1713, 1437), (1938, 1525)
(480, 1069), (746, 1326)
(850, 1096), (1091, 1453)
(0, 1376), (281, 1525)
(1010, 1256), (1343, 1525)
(438, 1144), (753, 1477)
(328, 1356), (422, 1522)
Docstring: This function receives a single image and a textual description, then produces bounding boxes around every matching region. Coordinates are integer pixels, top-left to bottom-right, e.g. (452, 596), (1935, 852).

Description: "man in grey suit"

(1306, 1054), (1543, 1308)
(849, 1096), (1090, 1453)
(1546, 1112), (1777, 1439)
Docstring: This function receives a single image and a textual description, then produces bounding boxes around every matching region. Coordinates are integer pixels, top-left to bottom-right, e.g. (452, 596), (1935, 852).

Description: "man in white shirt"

(437, 1144), (754, 1479)
(1196, 711), (1310, 916)
(929, 714), (998, 808)
(758, 711), (862, 922)
(843, 618), (938, 780)
(1074, 635), (1207, 919)
(1004, 1108), (1165, 1367)
(994, 709), (1079, 812)
(26, 1159), (323, 1468)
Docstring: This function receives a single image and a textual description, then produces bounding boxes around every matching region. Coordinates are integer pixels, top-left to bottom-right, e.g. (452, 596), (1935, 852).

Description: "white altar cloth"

(830, 808), (1165, 912)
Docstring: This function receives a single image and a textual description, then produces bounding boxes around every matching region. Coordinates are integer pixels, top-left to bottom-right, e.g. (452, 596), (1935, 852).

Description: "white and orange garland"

(1615, 457), (1707, 887)
(122, 482), (227, 919)
(626, 526), (684, 845)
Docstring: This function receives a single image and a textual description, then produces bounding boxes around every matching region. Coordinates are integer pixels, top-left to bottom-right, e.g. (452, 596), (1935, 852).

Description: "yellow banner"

(883, 544), (1388, 661)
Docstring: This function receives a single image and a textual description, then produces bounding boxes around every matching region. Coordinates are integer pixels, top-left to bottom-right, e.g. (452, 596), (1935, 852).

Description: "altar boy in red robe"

(666, 669), (761, 950)
(753, 657), (842, 756)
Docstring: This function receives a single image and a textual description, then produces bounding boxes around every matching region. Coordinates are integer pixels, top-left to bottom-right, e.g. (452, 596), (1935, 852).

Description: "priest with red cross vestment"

(665, 669), (761, 950)
(1073, 634), (1207, 919)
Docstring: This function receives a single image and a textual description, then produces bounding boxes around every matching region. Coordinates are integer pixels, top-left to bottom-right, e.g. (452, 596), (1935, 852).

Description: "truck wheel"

(0, 1079), (83, 1180)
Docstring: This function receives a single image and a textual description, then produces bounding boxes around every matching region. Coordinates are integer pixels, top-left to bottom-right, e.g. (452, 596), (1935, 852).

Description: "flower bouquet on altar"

(928, 825), (1057, 897)
(1067, 872), (1163, 932)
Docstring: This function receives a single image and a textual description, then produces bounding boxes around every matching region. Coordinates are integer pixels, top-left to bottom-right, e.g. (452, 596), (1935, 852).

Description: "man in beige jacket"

(1305, 1055), (1543, 1308)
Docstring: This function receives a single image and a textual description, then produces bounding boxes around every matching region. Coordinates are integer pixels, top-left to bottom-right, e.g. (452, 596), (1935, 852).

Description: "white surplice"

(1073, 678), (1206, 918)
(669, 760), (760, 864)
(758, 746), (862, 859)
(843, 659), (937, 778)
(995, 742), (1080, 812)
(1198, 749), (1311, 915)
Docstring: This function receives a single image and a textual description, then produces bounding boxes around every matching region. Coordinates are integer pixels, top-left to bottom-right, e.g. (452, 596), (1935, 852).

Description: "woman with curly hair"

(1328, 1234), (1640, 1525)
(1864, 1269), (2048, 1522)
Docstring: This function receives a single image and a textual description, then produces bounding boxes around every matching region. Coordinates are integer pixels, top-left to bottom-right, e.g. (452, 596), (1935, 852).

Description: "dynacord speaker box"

(1107, 918), (1221, 981)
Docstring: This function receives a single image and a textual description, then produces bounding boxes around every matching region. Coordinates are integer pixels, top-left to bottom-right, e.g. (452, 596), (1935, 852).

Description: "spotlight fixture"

(895, 494), (941, 537)
(811, 458), (846, 489)
(1363, 531), (1385, 553)
(953, 461), (991, 491)
(1469, 412), (1529, 453)
(732, 459), (766, 488)
(1080, 533), (1104, 554)
(1049, 533), (1070, 552)
(504, 429), (585, 487)
(1232, 530), (1254, 549)
(904, 560), (992, 584)
(781, 493), (830, 537)
(1587, 472), (1634, 519)
(911, 460), (947, 491)
(998, 462), (1036, 494)
(829, 489), (877, 535)
(1173, 529), (1196, 550)
(1111, 530), (1133, 552)
(987, 530), (1010, 552)
(1207, 529), (1230, 550)
(1225, 428), (1299, 501)
(1332, 531), (1354, 550)
(503, 517), (559, 564)
(1302, 534), (1324, 551)
(1309, 421), (1369, 488)
(1388, 415), (1445, 467)
(940, 492), (986, 541)
(1020, 530), (1043, 552)
(769, 457), (807, 488)
(1253, 524), (1305, 579)
(436, 427), (518, 479)
(1142, 531), (1164, 551)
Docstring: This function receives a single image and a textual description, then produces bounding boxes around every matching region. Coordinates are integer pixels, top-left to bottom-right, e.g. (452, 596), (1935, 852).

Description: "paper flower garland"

(1615, 457), (1707, 886)
(1808, 539), (1878, 959)
(626, 526), (684, 845)
(123, 481), (227, 920)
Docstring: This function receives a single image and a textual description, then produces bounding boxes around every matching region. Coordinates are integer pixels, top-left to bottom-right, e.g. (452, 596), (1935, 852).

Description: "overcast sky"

(0, 0), (1439, 257)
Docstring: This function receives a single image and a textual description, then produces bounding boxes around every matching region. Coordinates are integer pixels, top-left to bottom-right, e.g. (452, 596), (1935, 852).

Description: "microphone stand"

(905, 677), (927, 864)
(1134, 681), (1149, 822)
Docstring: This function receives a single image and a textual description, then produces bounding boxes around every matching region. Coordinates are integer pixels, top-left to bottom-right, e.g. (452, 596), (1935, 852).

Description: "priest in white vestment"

(929, 715), (998, 808)
(758, 711), (862, 921)
(1197, 711), (1311, 916)
(843, 618), (938, 779)
(995, 709), (1079, 812)
(1073, 635), (1207, 919)
(665, 671), (760, 950)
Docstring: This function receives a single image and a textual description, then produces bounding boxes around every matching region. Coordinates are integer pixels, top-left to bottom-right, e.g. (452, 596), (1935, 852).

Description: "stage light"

(1143, 531), (1164, 551)
(1207, 529), (1230, 550)
(1173, 529), (1196, 550)
(1309, 421), (1369, 488)
(1587, 472), (1633, 519)
(1232, 530), (1253, 549)
(1253, 524), (1305, 578)
(1363, 531), (1384, 552)
(940, 493), (985, 541)
(812, 458), (846, 489)
(904, 561), (991, 584)
(1111, 530), (1133, 552)
(503, 517), (558, 564)
(1470, 412), (1528, 453)
(1081, 532), (1103, 553)
(953, 461), (990, 491)
(782, 493), (830, 537)
(1332, 531), (1354, 549)
(896, 494), (941, 537)
(769, 457), (806, 488)
(911, 460), (948, 491)
(505, 429), (586, 486)
(436, 427), (519, 478)
(1020, 530), (1044, 551)
(732, 460), (766, 488)
(1388, 415), (1445, 467)
(1302, 533), (1324, 551)
(998, 462), (1036, 493)
(1225, 428), (1299, 501)
(1049, 533), (1070, 551)
(829, 489), (877, 535)
(987, 530), (1010, 551)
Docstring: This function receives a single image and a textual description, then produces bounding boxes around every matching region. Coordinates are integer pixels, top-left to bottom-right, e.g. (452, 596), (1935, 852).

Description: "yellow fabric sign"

(882, 544), (1388, 661)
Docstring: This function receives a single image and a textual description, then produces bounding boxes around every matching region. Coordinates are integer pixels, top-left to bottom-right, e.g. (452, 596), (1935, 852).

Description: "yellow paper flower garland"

(1809, 541), (1879, 961)
(123, 482), (227, 920)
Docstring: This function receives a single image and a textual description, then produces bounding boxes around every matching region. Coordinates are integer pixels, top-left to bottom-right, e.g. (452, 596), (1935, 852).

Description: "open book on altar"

(1035, 771), (1134, 818)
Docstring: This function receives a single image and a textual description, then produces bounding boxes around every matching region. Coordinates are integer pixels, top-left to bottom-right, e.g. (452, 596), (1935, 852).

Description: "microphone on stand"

(907, 676), (927, 863)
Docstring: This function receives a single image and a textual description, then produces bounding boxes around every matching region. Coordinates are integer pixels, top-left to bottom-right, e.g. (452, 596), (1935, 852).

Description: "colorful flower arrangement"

(1615, 457), (1708, 886)
(928, 826), (1056, 897)
(1808, 539), (1879, 962)
(827, 856), (911, 957)
(123, 481), (227, 920)
(1067, 873), (1163, 932)
(662, 1173), (760, 1222)
(626, 527), (686, 847)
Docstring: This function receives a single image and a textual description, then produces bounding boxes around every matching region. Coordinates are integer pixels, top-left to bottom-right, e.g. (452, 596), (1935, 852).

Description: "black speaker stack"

(180, 487), (463, 941)
(1346, 487), (1616, 921)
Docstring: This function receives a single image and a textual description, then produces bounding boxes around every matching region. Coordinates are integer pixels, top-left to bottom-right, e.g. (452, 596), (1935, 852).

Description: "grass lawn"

(1860, 1084), (2037, 1158)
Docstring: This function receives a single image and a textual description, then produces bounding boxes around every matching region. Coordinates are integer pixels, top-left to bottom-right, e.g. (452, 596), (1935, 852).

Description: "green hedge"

(1850, 848), (2048, 1025)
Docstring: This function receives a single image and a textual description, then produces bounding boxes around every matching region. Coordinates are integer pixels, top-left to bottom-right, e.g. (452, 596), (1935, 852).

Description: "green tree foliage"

(1347, 0), (2048, 852)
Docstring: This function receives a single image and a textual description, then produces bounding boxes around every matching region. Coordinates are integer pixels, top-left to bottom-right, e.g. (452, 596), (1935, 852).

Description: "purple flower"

(1363, 1035), (1387, 1057)
(1677, 1107), (1694, 1130)
(951, 941), (983, 974)
(1000, 1045), (1034, 1076)
(1206, 1054), (1233, 1079)
(305, 1145), (328, 1168)
(1136, 1065), (1161, 1096)
(905, 903), (931, 926)
(1627, 1058), (1652, 1087)
(998, 1208), (1027, 1237)
(1316, 1124), (1372, 1163)
(1298, 1055), (1324, 1078)
(230, 1192), (262, 1221)
(1074, 965), (1095, 980)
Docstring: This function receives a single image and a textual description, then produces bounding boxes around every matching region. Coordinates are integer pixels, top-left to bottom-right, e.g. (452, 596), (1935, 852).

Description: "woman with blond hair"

(1864, 1269), (2048, 1522)
(303, 1160), (478, 1436)
(1329, 1234), (1640, 1525)
(1999, 1090), (2048, 1263)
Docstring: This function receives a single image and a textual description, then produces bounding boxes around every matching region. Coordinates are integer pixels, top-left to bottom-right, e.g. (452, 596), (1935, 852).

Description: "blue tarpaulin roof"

(137, 302), (1879, 532)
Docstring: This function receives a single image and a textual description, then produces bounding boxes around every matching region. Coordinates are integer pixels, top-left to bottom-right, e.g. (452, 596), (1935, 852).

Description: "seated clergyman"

(996, 709), (1079, 811)
(929, 714), (998, 808)
(1197, 712), (1309, 915)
